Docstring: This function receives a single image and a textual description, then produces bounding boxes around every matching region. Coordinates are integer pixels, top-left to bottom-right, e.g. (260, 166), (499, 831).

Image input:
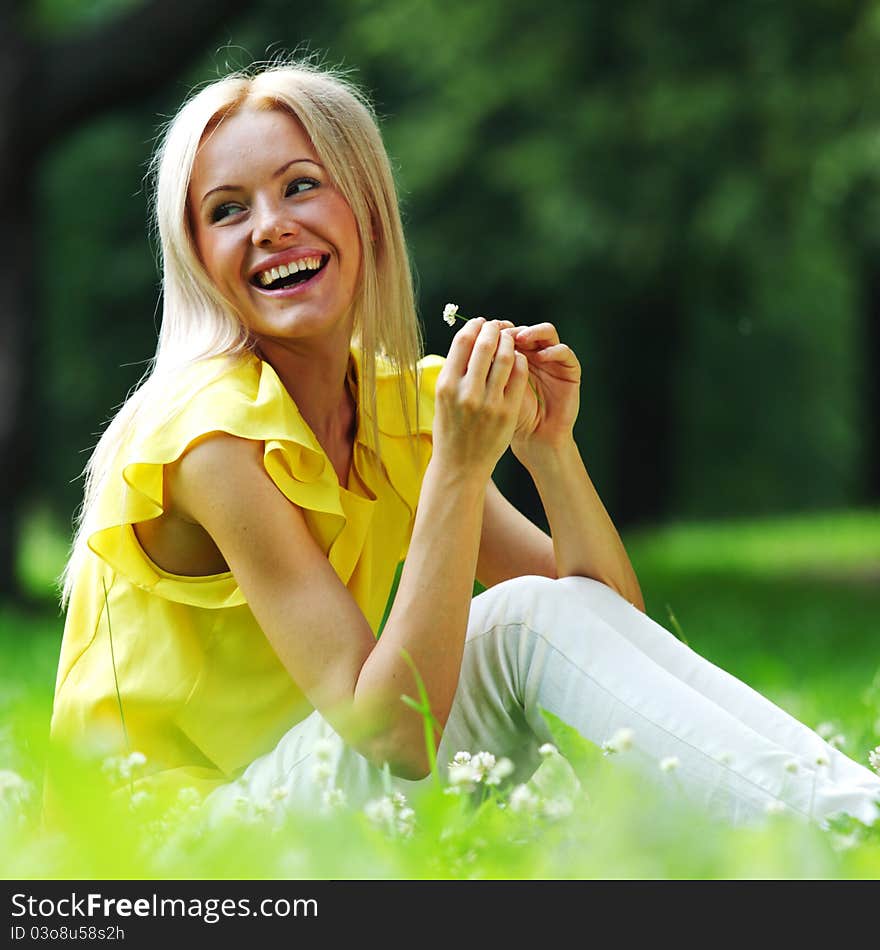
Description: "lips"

(247, 248), (332, 296)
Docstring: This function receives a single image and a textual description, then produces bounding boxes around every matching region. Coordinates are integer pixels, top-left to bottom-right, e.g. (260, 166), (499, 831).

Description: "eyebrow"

(199, 157), (324, 207)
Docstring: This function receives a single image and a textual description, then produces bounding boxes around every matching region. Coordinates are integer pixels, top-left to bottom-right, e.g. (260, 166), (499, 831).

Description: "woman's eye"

(210, 202), (244, 223)
(287, 177), (319, 196)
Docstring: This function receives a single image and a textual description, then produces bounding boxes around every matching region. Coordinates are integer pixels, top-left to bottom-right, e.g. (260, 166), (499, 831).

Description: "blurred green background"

(9, 0), (880, 582)
(2, 0), (880, 877)
(1, 0), (878, 700)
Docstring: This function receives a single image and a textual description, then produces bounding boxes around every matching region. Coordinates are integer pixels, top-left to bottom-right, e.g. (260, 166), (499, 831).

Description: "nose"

(251, 201), (301, 248)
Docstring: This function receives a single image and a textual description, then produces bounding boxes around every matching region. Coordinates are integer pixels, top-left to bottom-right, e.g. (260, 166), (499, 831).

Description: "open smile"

(249, 253), (330, 296)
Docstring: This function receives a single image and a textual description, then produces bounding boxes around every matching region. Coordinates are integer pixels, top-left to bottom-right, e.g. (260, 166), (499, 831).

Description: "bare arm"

(170, 318), (529, 780)
(473, 322), (644, 610)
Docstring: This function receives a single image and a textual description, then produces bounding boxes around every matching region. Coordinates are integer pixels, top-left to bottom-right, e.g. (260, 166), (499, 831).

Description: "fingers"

(444, 316), (485, 377)
(513, 322), (560, 351)
(485, 326), (516, 397)
(462, 320), (503, 392)
(530, 343), (578, 366)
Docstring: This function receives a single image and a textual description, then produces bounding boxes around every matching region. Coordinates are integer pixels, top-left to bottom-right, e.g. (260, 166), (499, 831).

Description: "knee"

(469, 574), (562, 632)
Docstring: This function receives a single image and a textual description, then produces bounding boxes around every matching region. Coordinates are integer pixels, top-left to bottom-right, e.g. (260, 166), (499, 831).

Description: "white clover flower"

(538, 743), (558, 758)
(127, 751), (147, 768)
(364, 796), (396, 825)
(485, 757), (514, 787)
(451, 750), (472, 766)
(311, 761), (333, 786)
(312, 738), (335, 762)
(129, 790), (152, 810)
(0, 770), (34, 813)
(397, 806), (416, 837)
(101, 755), (127, 783)
(442, 303), (459, 326)
(322, 787), (347, 810)
(253, 799), (275, 819)
(447, 761), (480, 792)
(868, 746), (880, 774)
(509, 784), (540, 814)
(602, 727), (635, 756)
(659, 756), (680, 773)
(784, 759), (799, 774)
(177, 787), (201, 808)
(816, 722), (836, 739)
(764, 800), (787, 816)
(815, 753), (830, 768)
(470, 751), (497, 779)
(542, 797), (574, 820)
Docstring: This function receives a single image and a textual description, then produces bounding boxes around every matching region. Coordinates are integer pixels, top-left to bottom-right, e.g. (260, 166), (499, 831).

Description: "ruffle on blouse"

(85, 348), (444, 609)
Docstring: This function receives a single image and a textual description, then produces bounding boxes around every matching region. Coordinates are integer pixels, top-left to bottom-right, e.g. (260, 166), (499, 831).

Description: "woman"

(50, 59), (880, 827)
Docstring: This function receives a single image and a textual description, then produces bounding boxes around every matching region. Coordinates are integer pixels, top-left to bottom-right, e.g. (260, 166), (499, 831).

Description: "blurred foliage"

(29, 0), (880, 533)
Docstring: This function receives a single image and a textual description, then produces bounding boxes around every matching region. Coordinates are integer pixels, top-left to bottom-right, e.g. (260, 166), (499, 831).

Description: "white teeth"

(256, 255), (324, 287)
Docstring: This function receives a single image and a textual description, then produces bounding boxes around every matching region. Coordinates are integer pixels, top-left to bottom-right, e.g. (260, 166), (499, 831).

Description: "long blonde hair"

(62, 57), (423, 606)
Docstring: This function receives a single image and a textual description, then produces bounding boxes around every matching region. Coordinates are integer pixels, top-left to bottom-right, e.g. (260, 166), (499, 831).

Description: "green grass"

(2, 507), (879, 879)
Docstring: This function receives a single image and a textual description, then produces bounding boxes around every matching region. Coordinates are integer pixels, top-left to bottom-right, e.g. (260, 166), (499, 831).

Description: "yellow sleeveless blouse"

(50, 347), (444, 797)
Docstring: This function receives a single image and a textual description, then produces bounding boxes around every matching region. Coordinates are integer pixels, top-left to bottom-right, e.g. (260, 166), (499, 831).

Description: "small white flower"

(364, 796), (395, 825)
(129, 790), (152, 810)
(816, 722), (836, 740)
(313, 738), (335, 762)
(831, 832), (859, 853)
(397, 806), (416, 837)
(470, 751), (497, 779)
(447, 761), (480, 792)
(0, 770), (32, 801)
(765, 800), (787, 816)
(867, 746), (880, 774)
(815, 753), (830, 768)
(542, 797), (574, 820)
(784, 759), (799, 774)
(177, 787), (201, 808)
(253, 799), (274, 819)
(485, 757), (514, 786)
(127, 751), (147, 768)
(311, 761), (333, 785)
(538, 743), (558, 758)
(451, 750), (472, 766)
(442, 303), (459, 326)
(602, 727), (635, 756)
(322, 787), (347, 810)
(659, 756), (680, 773)
(509, 784), (540, 814)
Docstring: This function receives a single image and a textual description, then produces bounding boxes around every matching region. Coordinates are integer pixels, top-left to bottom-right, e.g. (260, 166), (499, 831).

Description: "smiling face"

(187, 105), (363, 349)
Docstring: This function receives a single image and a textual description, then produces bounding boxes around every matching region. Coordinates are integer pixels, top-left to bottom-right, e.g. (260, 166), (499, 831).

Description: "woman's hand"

(433, 318), (530, 484)
(506, 323), (581, 456)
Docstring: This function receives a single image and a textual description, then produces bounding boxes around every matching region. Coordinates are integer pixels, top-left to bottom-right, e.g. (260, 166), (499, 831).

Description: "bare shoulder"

(167, 432), (270, 522)
(163, 432), (379, 736)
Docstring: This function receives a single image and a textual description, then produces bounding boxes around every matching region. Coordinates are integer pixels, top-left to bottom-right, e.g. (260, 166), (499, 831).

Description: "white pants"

(206, 576), (880, 826)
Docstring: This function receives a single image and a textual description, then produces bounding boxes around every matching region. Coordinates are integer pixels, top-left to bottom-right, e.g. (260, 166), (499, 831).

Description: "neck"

(256, 330), (357, 450)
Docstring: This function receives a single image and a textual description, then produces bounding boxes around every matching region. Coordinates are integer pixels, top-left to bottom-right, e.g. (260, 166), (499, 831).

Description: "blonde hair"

(62, 57), (423, 606)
